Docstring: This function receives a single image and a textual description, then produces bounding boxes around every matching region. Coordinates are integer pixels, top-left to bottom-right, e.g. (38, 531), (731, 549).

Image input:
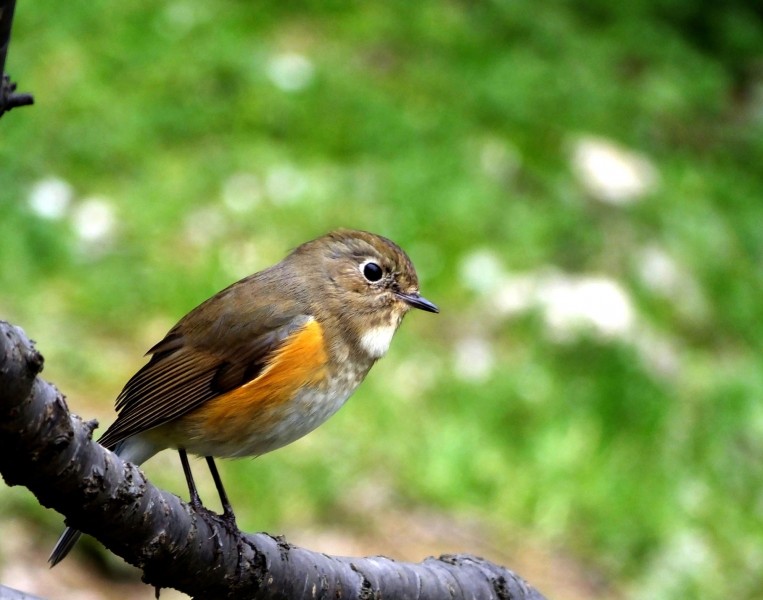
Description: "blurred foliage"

(2, 1), (763, 599)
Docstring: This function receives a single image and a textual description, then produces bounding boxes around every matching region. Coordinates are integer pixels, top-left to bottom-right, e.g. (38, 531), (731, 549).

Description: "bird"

(49, 228), (438, 566)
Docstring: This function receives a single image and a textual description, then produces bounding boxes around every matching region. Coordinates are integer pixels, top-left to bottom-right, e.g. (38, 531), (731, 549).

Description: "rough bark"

(0, 320), (548, 600)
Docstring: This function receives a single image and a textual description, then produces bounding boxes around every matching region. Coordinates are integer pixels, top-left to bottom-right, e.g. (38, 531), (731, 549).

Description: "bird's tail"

(48, 526), (83, 567)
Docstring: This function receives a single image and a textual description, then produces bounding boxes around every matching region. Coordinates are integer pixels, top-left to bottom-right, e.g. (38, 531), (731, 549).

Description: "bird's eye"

(362, 261), (383, 282)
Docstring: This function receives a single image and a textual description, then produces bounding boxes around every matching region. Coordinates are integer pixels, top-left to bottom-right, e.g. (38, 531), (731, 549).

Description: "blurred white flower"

(28, 177), (73, 220)
(265, 164), (308, 204)
(571, 135), (658, 205)
(266, 52), (315, 92)
(632, 327), (681, 377)
(479, 138), (521, 182)
(492, 273), (538, 315)
(219, 240), (262, 280)
(159, 2), (210, 36)
(71, 197), (116, 242)
(537, 274), (635, 339)
(491, 269), (635, 340)
(636, 245), (707, 322)
(388, 356), (440, 399)
(459, 248), (681, 376)
(638, 530), (715, 599)
(637, 245), (681, 294)
(222, 172), (262, 214)
(453, 336), (495, 381)
(459, 249), (506, 295)
(184, 206), (226, 248)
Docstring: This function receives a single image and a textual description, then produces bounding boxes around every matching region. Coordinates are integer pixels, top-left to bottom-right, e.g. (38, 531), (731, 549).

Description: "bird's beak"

(396, 291), (439, 313)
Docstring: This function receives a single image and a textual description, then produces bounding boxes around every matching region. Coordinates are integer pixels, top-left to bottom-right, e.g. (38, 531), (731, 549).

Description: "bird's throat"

(359, 323), (398, 358)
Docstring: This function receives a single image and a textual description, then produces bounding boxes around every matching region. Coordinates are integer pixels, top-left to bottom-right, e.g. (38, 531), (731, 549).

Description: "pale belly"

(147, 366), (368, 460)
(121, 336), (378, 464)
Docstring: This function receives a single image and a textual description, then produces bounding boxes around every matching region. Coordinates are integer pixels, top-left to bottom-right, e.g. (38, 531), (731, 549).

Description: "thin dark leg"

(205, 456), (236, 525)
(178, 448), (202, 509)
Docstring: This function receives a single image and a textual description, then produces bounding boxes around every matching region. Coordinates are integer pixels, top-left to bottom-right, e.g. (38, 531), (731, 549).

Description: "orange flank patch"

(187, 319), (329, 436)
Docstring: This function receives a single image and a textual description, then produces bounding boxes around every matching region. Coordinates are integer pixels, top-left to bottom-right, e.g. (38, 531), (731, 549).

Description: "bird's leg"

(178, 448), (203, 510)
(180, 451), (225, 554)
(205, 456), (237, 527)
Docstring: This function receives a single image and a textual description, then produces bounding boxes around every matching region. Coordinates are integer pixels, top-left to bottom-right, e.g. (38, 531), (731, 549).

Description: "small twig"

(0, 0), (34, 118)
(1, 74), (34, 112)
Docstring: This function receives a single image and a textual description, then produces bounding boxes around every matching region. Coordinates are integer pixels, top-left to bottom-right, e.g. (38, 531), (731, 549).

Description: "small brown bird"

(50, 228), (438, 565)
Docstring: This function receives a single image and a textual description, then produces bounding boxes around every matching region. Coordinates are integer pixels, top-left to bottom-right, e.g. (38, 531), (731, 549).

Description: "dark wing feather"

(97, 313), (312, 450)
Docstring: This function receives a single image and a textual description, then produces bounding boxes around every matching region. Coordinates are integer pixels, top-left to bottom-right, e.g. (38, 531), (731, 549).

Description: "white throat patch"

(360, 324), (397, 359)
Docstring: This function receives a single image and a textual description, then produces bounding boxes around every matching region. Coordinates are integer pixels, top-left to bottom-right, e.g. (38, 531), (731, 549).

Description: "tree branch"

(0, 320), (547, 600)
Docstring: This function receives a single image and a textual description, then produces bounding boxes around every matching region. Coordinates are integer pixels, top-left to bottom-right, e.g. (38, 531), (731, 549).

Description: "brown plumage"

(49, 229), (438, 566)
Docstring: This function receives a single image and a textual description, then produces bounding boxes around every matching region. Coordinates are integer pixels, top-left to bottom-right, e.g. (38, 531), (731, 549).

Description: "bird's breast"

(164, 319), (373, 458)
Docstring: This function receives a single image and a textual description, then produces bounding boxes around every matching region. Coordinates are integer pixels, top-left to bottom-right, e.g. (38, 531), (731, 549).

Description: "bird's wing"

(97, 310), (314, 450)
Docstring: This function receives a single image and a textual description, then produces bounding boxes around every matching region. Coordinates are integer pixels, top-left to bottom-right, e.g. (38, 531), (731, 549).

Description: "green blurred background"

(2, 1), (763, 598)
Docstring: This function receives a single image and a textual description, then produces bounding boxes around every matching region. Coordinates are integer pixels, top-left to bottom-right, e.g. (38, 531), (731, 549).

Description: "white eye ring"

(360, 260), (384, 282)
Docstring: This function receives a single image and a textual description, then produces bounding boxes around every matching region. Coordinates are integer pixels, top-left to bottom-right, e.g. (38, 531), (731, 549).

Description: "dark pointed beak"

(396, 291), (439, 313)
